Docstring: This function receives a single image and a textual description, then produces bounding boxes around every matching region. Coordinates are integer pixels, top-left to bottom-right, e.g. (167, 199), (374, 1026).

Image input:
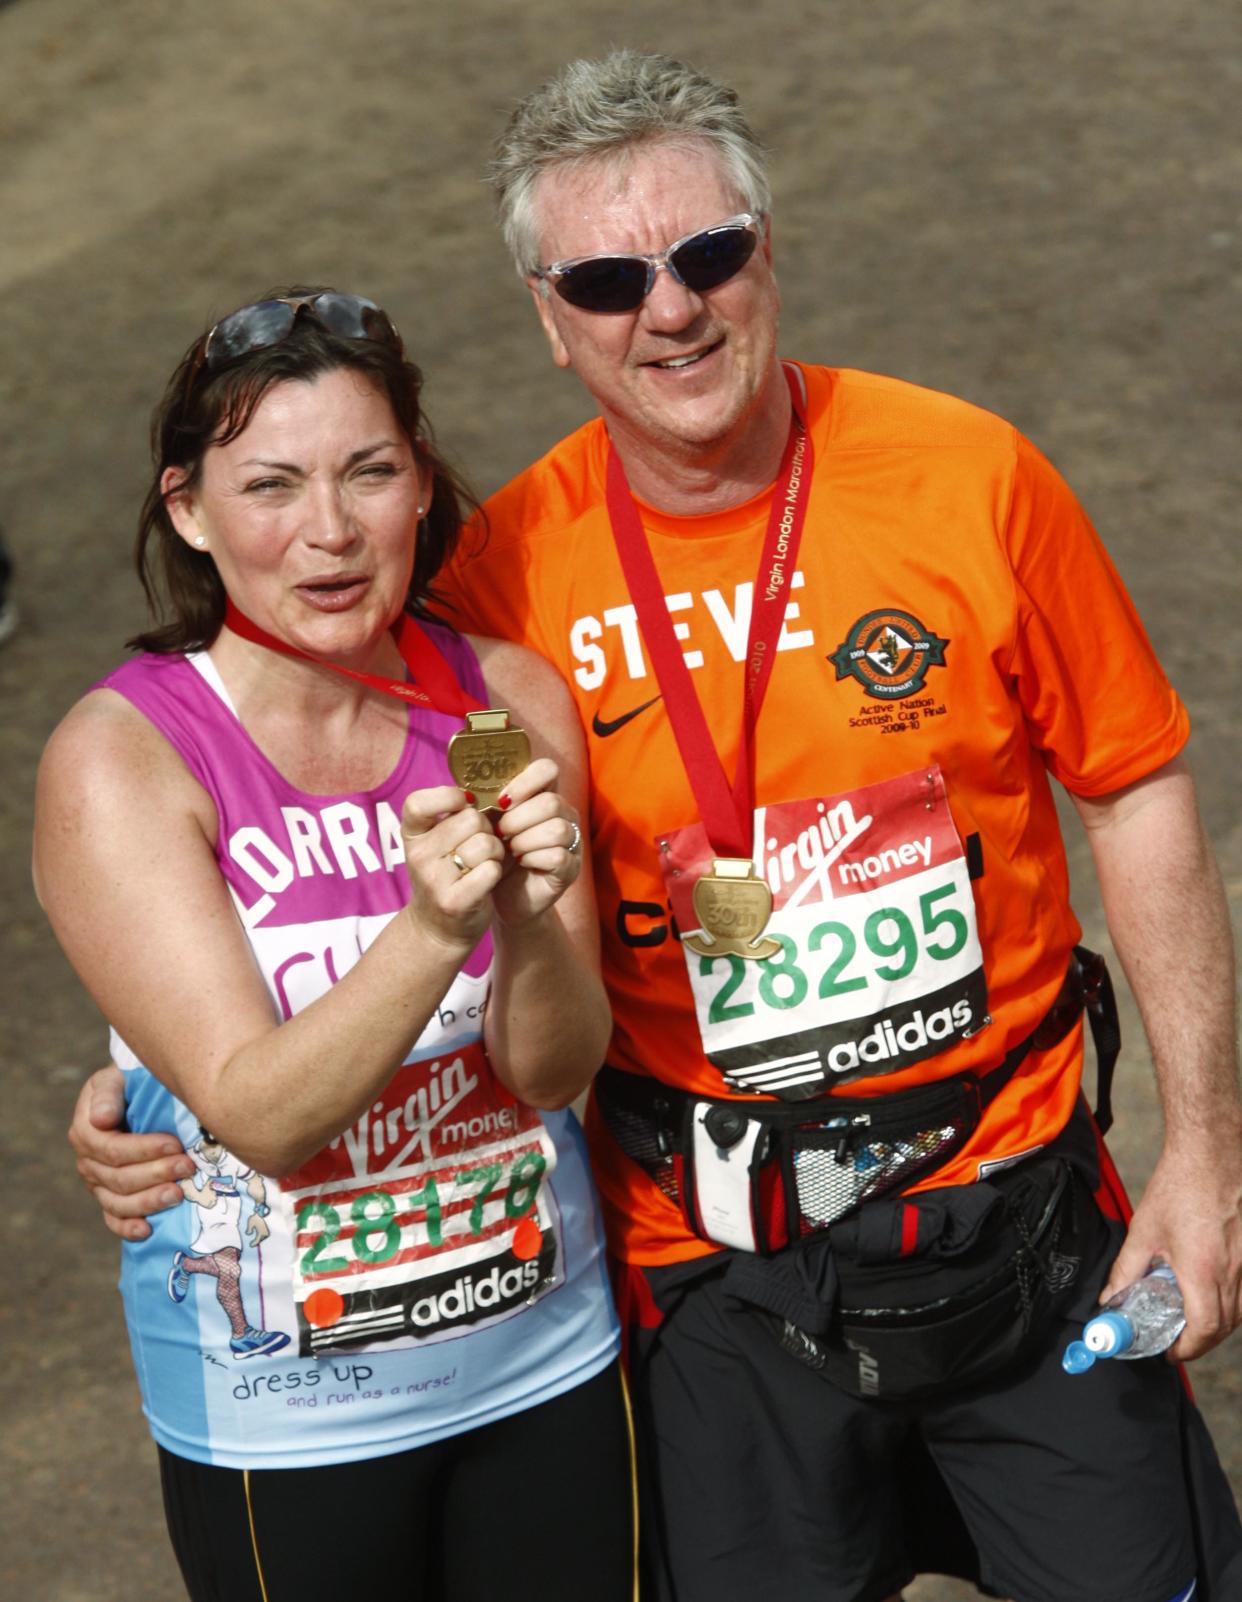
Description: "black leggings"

(159, 1360), (635, 1602)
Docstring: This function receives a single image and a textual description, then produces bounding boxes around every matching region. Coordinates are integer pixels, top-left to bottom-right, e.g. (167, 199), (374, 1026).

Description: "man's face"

(527, 143), (782, 471)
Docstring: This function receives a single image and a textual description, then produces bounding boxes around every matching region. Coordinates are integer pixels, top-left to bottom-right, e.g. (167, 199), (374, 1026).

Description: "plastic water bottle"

(1062, 1263), (1185, 1374)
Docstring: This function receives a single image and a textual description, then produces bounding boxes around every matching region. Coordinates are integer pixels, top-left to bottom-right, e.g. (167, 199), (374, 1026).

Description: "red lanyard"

(604, 364), (813, 860)
(222, 599), (485, 717)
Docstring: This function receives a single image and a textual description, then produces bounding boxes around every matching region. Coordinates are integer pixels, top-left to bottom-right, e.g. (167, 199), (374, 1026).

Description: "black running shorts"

(159, 1359), (636, 1602)
(627, 1128), (1242, 1602)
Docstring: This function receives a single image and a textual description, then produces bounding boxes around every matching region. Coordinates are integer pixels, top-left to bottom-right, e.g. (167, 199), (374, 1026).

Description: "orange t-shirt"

(435, 364), (1188, 1265)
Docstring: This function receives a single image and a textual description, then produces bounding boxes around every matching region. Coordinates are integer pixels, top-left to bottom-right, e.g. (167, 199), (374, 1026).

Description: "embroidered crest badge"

(829, 609), (949, 700)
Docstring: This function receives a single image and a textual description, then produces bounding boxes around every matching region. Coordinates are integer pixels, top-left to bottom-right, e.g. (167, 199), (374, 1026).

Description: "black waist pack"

(723, 1152), (1109, 1401)
(595, 946), (1120, 1257)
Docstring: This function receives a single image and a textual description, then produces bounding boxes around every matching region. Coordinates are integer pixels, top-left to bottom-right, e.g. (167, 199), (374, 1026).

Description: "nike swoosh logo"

(591, 695), (663, 739)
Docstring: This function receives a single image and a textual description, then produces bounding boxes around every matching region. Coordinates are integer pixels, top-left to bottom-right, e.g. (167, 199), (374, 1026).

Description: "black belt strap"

(1076, 945), (1119, 1134)
(978, 945), (1118, 1132)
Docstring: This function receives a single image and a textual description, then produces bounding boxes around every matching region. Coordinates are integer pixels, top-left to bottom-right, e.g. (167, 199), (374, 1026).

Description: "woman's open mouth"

(296, 575), (371, 612)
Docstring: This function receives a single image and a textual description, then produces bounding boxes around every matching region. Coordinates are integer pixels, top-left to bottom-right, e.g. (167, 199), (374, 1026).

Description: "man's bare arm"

(1073, 754), (1242, 1360)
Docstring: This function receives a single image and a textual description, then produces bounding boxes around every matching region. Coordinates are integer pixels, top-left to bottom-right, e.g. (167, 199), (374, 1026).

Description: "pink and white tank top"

(97, 627), (616, 1470)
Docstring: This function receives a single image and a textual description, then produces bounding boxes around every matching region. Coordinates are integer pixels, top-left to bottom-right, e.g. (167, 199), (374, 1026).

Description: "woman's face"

(164, 368), (428, 665)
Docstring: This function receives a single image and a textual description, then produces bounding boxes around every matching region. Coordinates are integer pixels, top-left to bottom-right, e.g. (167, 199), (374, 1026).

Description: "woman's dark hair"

(130, 286), (482, 653)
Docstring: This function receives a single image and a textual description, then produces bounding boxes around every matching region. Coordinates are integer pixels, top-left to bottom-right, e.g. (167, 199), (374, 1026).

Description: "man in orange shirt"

(73, 49), (1241, 1602)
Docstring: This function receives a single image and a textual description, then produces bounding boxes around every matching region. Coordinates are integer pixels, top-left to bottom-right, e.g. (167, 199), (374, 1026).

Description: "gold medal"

(684, 858), (781, 961)
(447, 710), (531, 811)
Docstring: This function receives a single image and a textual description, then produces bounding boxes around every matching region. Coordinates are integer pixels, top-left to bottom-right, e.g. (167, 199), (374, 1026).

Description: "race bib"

(657, 767), (988, 1096)
(281, 1042), (562, 1355)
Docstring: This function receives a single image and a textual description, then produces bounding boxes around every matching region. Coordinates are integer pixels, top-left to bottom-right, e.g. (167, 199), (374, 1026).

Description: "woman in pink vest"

(34, 289), (630, 1602)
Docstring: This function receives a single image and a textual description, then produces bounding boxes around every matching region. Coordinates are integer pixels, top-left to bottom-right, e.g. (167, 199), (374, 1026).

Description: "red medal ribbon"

(604, 363), (814, 859)
(222, 599), (485, 718)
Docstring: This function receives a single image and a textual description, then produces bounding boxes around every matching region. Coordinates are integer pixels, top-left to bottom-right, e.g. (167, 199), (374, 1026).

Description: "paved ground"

(1, 1), (1238, 1597)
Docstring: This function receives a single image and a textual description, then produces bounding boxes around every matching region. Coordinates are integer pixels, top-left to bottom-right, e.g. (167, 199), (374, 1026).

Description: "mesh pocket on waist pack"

(600, 1094), (681, 1204)
(790, 1114), (972, 1230)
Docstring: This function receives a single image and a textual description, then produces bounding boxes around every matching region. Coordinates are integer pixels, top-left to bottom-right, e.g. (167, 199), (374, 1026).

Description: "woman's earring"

(194, 536), (206, 548)
(416, 505), (425, 517)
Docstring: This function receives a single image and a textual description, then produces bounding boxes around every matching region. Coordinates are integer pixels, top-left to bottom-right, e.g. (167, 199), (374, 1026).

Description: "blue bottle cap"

(1062, 1340), (1096, 1374)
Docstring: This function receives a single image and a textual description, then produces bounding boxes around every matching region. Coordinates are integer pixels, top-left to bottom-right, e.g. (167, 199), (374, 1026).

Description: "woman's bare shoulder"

(42, 686), (187, 781)
(466, 633), (584, 773)
(467, 634), (575, 721)
(38, 687), (211, 831)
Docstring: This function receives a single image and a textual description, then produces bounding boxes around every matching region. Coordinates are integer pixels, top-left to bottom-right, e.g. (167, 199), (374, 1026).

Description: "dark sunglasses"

(534, 213), (764, 314)
(192, 292), (403, 378)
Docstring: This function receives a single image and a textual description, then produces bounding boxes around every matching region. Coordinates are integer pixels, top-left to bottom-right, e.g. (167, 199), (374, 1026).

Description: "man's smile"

(646, 338), (724, 371)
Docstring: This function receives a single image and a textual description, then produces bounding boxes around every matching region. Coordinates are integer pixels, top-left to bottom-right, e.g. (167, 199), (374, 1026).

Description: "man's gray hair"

(490, 49), (772, 277)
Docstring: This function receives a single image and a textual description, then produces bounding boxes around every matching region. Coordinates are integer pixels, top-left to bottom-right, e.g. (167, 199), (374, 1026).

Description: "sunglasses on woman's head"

(196, 292), (403, 374)
(534, 213), (764, 314)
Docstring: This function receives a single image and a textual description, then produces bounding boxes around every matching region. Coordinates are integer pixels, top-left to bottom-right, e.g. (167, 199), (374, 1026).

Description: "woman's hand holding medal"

(400, 785), (506, 951)
(489, 757), (585, 928)
(401, 757), (583, 947)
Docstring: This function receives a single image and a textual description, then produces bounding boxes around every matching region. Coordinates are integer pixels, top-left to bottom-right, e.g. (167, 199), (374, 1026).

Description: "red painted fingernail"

(497, 793), (511, 810)
(463, 791), (476, 805)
